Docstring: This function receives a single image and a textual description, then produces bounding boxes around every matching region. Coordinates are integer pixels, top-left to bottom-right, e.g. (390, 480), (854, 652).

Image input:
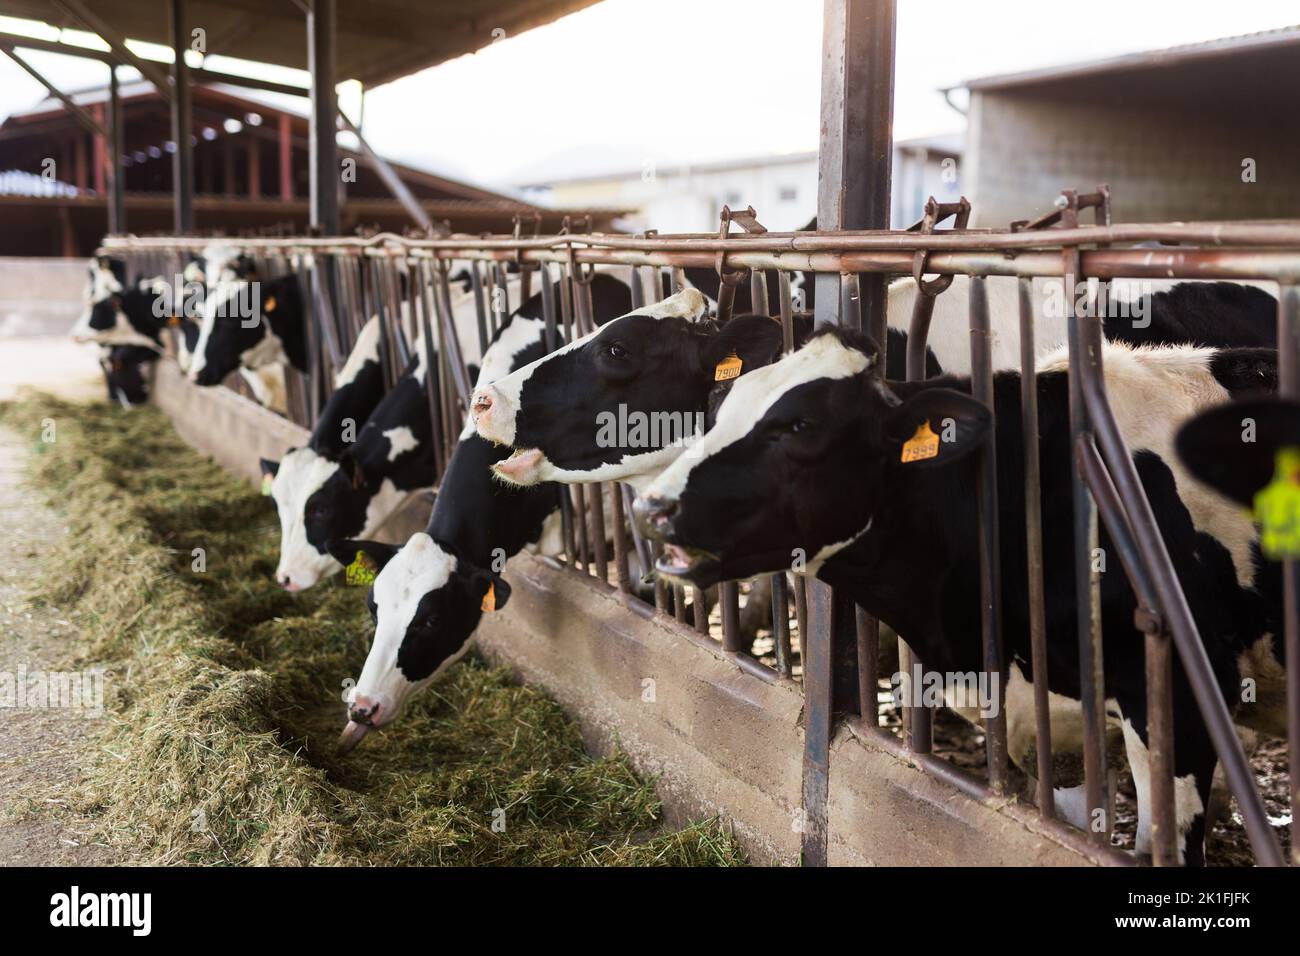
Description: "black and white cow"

(263, 273), (633, 592)
(633, 328), (1283, 865)
(326, 306), (580, 754)
(98, 344), (159, 406)
(472, 281), (1279, 491)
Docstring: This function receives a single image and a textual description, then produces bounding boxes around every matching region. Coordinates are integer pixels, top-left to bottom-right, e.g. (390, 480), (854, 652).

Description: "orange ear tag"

(714, 353), (743, 382)
(167, 315), (181, 328)
(901, 420), (941, 463)
(481, 583), (496, 613)
(264, 295), (277, 313)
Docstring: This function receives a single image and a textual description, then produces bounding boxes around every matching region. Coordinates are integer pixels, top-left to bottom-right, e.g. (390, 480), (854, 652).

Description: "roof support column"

(802, 0), (896, 869)
(169, 0), (194, 232)
(107, 65), (125, 233)
(308, 0), (339, 234)
(279, 113), (293, 201)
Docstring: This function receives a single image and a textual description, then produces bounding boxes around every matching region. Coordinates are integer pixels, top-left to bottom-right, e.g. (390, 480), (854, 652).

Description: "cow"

(98, 344), (159, 407)
(326, 307), (574, 755)
(71, 257), (167, 351)
(631, 326), (1283, 865)
(472, 281), (1279, 491)
(263, 272), (633, 592)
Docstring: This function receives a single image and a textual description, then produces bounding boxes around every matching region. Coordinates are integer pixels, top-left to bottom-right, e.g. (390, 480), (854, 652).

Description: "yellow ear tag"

(1253, 447), (1300, 559)
(481, 582), (496, 613)
(167, 315), (181, 328)
(264, 295), (277, 313)
(345, 550), (378, 587)
(714, 353), (743, 382)
(901, 419), (941, 463)
(260, 473), (274, 496)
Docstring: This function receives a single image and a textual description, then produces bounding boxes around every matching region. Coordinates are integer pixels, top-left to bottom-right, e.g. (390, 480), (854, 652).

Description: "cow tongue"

(336, 720), (370, 756)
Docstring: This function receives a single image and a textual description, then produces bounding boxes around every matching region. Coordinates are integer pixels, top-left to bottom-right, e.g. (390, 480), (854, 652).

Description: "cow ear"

(338, 449), (369, 490)
(468, 567), (511, 612)
(259, 457), (280, 478)
(701, 315), (785, 381)
(326, 538), (399, 573)
(883, 388), (992, 469)
(1177, 398), (1300, 506)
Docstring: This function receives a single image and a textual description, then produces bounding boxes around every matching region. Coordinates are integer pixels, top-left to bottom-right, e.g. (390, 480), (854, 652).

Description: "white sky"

(0, 0), (1295, 190)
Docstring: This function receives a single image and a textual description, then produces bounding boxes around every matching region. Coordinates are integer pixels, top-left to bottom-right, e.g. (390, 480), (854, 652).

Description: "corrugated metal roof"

(0, 0), (600, 88)
(960, 25), (1300, 92)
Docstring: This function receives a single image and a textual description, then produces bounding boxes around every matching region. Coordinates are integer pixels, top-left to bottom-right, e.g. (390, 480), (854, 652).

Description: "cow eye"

(604, 341), (629, 360)
(789, 419), (811, 434)
(307, 502), (330, 519)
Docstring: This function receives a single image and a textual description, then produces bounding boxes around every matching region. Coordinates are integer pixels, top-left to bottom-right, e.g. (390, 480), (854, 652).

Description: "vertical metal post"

(1065, 251), (1109, 844)
(308, 0), (339, 234)
(279, 113), (293, 201)
(1019, 277), (1054, 816)
(1279, 284), (1300, 864)
(107, 65), (125, 234)
(169, 0), (193, 232)
(802, 0), (896, 868)
(970, 277), (1009, 792)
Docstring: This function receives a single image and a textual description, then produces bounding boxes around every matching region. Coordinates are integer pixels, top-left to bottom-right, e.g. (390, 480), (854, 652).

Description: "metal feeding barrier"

(102, 194), (1300, 866)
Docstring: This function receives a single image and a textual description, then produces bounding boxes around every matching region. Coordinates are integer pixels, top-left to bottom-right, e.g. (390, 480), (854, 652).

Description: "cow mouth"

(491, 447), (545, 485)
(654, 543), (719, 585)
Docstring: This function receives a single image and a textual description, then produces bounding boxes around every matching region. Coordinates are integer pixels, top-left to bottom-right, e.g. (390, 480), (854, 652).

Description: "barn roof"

(956, 25), (1300, 103)
(0, 0), (601, 88)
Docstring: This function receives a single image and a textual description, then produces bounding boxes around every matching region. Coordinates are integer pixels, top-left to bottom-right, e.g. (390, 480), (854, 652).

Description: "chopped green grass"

(1, 397), (745, 866)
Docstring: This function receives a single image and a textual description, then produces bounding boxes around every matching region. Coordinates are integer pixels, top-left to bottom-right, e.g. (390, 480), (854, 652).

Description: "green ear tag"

(345, 550), (378, 587)
(1253, 447), (1300, 559)
(261, 473), (274, 496)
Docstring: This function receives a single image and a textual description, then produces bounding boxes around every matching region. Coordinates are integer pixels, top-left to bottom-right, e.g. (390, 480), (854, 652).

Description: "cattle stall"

(101, 200), (1300, 866)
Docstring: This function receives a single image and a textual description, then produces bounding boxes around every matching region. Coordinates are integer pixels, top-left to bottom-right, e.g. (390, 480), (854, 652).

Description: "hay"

(1, 396), (745, 866)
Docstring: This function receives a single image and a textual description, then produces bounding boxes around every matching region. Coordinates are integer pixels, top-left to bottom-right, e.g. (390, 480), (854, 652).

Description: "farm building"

(0, 81), (622, 256)
(517, 133), (963, 232)
(0, 0), (1298, 896)
(955, 27), (1300, 226)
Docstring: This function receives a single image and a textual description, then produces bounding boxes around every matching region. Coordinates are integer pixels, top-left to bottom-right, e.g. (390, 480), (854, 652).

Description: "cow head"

(634, 328), (992, 588)
(72, 257), (163, 349)
(98, 344), (158, 406)
(329, 534), (510, 754)
(1176, 397), (1300, 507)
(188, 276), (280, 385)
(263, 448), (406, 591)
(471, 289), (789, 490)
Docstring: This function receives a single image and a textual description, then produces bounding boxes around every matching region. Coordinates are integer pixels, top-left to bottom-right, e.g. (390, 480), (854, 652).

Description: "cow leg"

(1118, 706), (1213, 866)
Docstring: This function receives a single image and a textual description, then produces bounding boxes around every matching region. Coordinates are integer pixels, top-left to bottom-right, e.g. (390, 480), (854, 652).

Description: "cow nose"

(349, 697), (381, 725)
(471, 387), (494, 420)
(633, 494), (679, 540)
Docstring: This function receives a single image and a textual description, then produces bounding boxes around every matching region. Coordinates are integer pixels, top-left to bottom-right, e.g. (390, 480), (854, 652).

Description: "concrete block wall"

(965, 90), (1300, 227)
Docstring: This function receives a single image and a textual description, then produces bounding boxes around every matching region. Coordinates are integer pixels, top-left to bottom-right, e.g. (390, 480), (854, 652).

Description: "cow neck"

(815, 371), (1042, 676)
(426, 433), (559, 568)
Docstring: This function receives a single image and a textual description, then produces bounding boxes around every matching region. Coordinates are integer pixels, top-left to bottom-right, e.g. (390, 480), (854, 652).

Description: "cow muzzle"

(336, 694), (385, 756)
(471, 384), (515, 445)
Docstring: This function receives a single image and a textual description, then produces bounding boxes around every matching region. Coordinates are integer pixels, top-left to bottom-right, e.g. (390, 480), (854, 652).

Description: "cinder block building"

(955, 27), (1300, 227)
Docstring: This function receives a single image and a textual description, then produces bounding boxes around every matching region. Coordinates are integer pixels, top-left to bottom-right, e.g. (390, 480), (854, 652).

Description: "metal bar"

(98, 235), (1300, 285)
(415, 259), (446, 481)
(168, 0), (193, 233)
(856, 605), (879, 726)
(50, 0), (175, 97)
(610, 484), (631, 593)
(771, 574), (793, 678)
(0, 47), (107, 138)
(803, 0), (896, 867)
(589, 482), (609, 584)
(720, 583), (742, 652)
(308, 0), (339, 234)
(470, 261), (491, 357)
(337, 112), (431, 231)
(432, 261), (473, 408)
(1018, 277), (1054, 817)
(1279, 284), (1300, 865)
(693, 587), (708, 633)
(107, 66), (125, 233)
(969, 276), (1009, 792)
(1064, 251), (1109, 845)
